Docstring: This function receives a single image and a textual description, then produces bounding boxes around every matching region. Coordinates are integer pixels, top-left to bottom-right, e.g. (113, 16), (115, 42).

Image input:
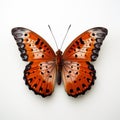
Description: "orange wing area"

(24, 61), (56, 97)
(62, 61), (96, 97)
(12, 27), (56, 97)
(63, 27), (108, 61)
(12, 27), (55, 61)
(62, 27), (108, 97)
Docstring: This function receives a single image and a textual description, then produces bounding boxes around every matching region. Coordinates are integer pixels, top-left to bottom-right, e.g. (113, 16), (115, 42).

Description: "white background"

(0, 0), (120, 120)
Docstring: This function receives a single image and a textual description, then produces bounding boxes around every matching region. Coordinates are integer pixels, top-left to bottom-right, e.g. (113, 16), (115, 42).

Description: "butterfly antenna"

(60, 24), (71, 50)
(48, 25), (59, 50)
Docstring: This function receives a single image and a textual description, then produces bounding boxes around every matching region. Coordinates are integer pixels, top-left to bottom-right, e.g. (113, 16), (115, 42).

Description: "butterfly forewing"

(12, 27), (56, 97)
(12, 27), (55, 61)
(63, 27), (108, 61)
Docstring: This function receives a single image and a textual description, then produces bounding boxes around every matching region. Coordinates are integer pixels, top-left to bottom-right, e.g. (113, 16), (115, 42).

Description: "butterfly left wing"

(12, 27), (56, 97)
(62, 27), (108, 97)
(24, 61), (56, 97)
(12, 27), (56, 61)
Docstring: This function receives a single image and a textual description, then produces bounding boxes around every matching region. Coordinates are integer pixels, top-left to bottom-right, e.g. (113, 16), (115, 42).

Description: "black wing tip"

(101, 27), (108, 35)
(11, 27), (20, 34)
(11, 27), (29, 35)
(92, 27), (108, 35)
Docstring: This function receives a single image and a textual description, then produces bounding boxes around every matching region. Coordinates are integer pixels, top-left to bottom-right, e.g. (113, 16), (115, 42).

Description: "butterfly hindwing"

(63, 27), (108, 61)
(62, 61), (96, 97)
(12, 27), (56, 61)
(24, 61), (56, 97)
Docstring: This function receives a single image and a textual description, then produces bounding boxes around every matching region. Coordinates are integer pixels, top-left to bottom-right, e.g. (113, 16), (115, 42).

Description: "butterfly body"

(56, 49), (63, 85)
(12, 27), (108, 97)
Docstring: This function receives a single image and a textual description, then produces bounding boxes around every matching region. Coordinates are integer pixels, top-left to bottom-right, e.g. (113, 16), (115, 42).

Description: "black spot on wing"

(91, 54), (98, 61)
(21, 53), (28, 61)
(75, 41), (79, 45)
(35, 38), (40, 45)
(40, 42), (44, 46)
(92, 27), (108, 35)
(70, 89), (74, 93)
(80, 38), (84, 44)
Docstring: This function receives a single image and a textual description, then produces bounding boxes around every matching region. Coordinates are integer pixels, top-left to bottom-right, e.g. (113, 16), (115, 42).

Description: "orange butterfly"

(11, 26), (108, 97)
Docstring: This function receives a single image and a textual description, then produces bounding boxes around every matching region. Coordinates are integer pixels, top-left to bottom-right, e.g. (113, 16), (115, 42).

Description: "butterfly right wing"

(63, 27), (108, 61)
(62, 27), (108, 97)
(62, 61), (96, 97)
(12, 27), (56, 97)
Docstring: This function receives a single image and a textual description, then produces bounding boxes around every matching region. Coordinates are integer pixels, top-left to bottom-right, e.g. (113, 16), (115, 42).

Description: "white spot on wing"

(62, 61), (81, 86)
(39, 61), (56, 84)
(74, 39), (93, 58)
(26, 39), (44, 59)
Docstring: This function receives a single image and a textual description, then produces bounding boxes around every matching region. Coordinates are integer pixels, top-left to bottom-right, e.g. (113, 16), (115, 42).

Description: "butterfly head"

(56, 49), (62, 56)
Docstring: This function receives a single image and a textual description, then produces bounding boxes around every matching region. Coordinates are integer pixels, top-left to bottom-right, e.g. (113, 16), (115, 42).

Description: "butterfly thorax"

(56, 49), (63, 85)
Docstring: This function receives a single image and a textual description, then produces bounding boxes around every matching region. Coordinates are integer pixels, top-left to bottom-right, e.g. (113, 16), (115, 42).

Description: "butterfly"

(11, 26), (108, 97)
